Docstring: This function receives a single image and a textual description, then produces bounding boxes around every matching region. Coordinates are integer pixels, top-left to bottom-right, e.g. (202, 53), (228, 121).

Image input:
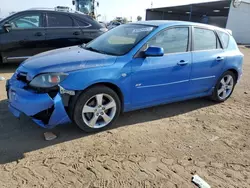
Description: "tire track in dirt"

(1, 153), (250, 187)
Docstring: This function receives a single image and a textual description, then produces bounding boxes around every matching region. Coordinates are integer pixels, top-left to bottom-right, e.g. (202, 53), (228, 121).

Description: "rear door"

(0, 12), (46, 63)
(73, 17), (98, 43)
(190, 27), (226, 94)
(44, 12), (82, 51)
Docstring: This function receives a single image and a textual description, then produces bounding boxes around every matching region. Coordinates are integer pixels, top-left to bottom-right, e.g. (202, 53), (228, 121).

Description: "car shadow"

(0, 97), (216, 164)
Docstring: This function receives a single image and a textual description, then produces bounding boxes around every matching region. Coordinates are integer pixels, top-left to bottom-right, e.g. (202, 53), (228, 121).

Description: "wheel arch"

(68, 82), (125, 119)
(85, 82), (124, 112)
(226, 68), (239, 81)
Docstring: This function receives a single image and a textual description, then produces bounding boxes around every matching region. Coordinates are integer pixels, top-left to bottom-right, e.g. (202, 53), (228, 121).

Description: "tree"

(137, 16), (142, 21)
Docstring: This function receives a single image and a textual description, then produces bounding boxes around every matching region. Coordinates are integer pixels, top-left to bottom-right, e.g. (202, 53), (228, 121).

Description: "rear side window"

(75, 18), (90, 27)
(217, 30), (229, 48)
(47, 13), (73, 27)
(148, 27), (189, 54)
(194, 28), (217, 51)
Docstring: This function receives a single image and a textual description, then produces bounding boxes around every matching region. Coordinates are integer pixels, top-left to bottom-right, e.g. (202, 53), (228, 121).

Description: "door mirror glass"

(144, 46), (164, 57)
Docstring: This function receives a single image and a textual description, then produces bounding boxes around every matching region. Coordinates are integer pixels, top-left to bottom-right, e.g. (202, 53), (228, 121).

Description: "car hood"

(18, 46), (117, 80)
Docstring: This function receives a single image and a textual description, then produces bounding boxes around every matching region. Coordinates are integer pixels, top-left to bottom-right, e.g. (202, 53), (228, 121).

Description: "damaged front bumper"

(6, 78), (72, 128)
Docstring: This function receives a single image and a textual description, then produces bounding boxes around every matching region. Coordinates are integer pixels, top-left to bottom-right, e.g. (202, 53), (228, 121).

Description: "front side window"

(147, 27), (189, 54)
(10, 14), (41, 29)
(85, 24), (156, 56)
(217, 30), (229, 48)
(194, 28), (217, 51)
(47, 13), (73, 27)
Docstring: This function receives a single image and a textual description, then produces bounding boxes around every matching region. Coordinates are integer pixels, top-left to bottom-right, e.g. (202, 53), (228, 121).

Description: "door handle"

(177, 60), (189, 66)
(73, 31), (80, 35)
(34, 32), (44, 37)
(216, 56), (224, 61)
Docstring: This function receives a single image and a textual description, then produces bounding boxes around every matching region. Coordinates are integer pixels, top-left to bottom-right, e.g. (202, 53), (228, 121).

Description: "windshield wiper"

(85, 47), (101, 53)
(84, 46), (117, 56)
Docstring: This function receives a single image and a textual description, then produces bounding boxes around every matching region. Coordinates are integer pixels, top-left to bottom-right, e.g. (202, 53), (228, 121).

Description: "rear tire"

(71, 85), (121, 133)
(210, 71), (236, 102)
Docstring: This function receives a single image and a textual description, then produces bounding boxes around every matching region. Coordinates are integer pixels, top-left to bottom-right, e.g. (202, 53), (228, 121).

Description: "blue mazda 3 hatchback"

(6, 21), (244, 132)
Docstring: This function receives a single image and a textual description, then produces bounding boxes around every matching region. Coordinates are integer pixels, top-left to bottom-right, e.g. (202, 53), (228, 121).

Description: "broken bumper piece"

(6, 79), (71, 128)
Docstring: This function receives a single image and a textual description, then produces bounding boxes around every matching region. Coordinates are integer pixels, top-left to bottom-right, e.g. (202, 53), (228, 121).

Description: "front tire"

(72, 85), (121, 132)
(210, 71), (236, 102)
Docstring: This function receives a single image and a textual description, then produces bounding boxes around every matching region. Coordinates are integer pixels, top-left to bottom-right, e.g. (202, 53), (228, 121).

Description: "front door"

(190, 27), (226, 94)
(131, 27), (192, 108)
(0, 13), (46, 63)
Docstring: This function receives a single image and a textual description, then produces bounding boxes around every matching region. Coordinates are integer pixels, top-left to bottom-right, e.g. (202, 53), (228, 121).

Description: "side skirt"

(124, 89), (213, 112)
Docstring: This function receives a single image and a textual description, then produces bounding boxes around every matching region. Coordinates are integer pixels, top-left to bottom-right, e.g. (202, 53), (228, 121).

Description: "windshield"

(76, 0), (94, 14)
(85, 24), (156, 56)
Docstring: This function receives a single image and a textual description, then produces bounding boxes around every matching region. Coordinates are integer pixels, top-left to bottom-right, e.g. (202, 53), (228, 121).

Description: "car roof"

(0, 9), (103, 28)
(6, 9), (95, 22)
(4, 9), (91, 20)
(16, 9), (85, 16)
(135, 20), (228, 32)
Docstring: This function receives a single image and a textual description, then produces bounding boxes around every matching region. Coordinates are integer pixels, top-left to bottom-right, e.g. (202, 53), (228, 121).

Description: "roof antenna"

(151, 1), (153, 8)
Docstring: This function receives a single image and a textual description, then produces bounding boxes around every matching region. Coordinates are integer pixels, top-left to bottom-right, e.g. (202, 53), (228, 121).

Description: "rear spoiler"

(225, 29), (232, 35)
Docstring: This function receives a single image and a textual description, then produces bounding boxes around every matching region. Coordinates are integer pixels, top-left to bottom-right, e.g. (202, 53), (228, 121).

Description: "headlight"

(29, 73), (68, 88)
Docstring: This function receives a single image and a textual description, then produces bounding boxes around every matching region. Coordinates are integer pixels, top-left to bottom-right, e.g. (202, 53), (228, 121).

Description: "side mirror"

(3, 23), (12, 32)
(144, 46), (164, 57)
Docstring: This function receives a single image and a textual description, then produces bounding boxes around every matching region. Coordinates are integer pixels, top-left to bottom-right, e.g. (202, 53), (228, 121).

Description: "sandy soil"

(0, 47), (249, 188)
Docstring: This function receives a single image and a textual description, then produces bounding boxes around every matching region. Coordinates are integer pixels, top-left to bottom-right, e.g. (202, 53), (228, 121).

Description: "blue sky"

(0, 0), (216, 21)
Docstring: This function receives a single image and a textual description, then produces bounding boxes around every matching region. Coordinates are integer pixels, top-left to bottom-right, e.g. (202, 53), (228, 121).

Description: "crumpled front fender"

(7, 79), (71, 129)
(32, 94), (71, 128)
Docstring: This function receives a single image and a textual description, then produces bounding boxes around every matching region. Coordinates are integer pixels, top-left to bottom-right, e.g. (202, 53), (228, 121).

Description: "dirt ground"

(0, 46), (249, 188)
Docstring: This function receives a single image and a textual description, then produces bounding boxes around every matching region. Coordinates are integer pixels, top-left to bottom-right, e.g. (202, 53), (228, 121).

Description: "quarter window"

(10, 14), (41, 29)
(217, 30), (229, 48)
(75, 19), (90, 27)
(193, 28), (218, 51)
(147, 27), (189, 54)
(47, 13), (73, 27)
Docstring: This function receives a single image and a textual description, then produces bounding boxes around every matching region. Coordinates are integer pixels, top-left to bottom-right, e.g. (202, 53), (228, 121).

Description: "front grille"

(16, 72), (28, 83)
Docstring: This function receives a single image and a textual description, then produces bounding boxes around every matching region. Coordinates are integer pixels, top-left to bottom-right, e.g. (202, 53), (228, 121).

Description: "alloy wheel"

(82, 93), (117, 128)
(217, 75), (234, 100)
